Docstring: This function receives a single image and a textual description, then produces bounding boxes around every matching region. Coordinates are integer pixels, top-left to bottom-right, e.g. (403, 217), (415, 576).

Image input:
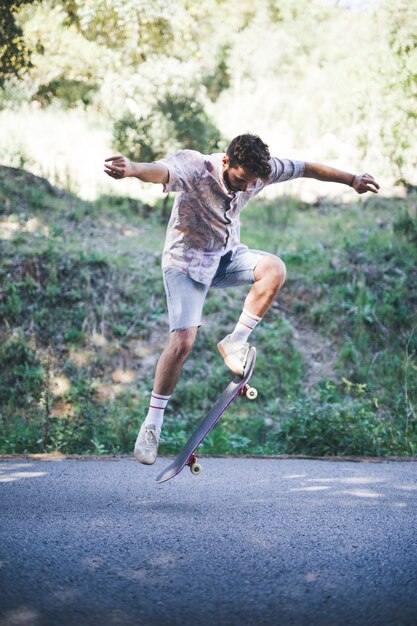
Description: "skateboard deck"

(156, 347), (257, 484)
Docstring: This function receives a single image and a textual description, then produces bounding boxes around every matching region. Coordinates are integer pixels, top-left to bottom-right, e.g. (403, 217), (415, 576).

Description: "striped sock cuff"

(149, 391), (171, 410)
(239, 308), (262, 330)
(145, 391), (171, 430)
(229, 308), (263, 344)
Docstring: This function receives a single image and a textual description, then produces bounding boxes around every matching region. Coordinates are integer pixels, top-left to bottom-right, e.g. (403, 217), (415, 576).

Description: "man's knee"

(255, 255), (286, 290)
(169, 328), (198, 359)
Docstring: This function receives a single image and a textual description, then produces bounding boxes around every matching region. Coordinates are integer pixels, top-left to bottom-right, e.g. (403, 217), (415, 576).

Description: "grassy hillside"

(1, 166), (416, 456)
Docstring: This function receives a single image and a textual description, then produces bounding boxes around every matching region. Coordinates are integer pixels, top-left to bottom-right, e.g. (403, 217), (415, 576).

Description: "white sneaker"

(217, 334), (249, 377)
(134, 423), (161, 465)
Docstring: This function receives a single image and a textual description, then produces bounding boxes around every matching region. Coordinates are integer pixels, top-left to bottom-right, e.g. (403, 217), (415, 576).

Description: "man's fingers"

(357, 174), (380, 194)
(104, 155), (128, 180)
(104, 164), (124, 178)
(105, 167), (120, 175)
(363, 174), (380, 189)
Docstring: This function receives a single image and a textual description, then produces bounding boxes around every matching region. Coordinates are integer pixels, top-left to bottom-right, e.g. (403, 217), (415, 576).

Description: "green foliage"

(34, 78), (98, 108)
(158, 94), (223, 153)
(0, 0), (415, 457)
(0, 241), (155, 348)
(1, 0), (416, 189)
(0, 0), (38, 87)
(1, 163), (417, 457)
(276, 382), (416, 457)
(379, 0), (417, 181)
(255, 317), (305, 397)
(355, 0), (417, 184)
(0, 333), (44, 408)
(113, 94), (223, 161)
(113, 113), (160, 163)
(202, 44), (231, 102)
(60, 0), (174, 59)
(394, 203), (417, 245)
(290, 217), (417, 429)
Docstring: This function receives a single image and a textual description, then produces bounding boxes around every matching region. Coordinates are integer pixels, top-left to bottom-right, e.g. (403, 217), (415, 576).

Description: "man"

(104, 133), (380, 464)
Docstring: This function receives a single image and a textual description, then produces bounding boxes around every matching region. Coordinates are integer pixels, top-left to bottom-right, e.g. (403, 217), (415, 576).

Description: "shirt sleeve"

(155, 150), (200, 193)
(267, 157), (305, 185)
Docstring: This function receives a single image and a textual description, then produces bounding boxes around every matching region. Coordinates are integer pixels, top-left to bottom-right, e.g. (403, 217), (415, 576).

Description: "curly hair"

(226, 134), (272, 180)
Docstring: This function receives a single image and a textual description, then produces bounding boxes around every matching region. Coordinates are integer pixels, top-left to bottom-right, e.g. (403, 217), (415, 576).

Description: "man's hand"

(351, 173), (380, 194)
(104, 155), (133, 179)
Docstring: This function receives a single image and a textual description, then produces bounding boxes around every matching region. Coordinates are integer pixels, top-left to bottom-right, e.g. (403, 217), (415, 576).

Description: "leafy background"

(0, 0), (416, 456)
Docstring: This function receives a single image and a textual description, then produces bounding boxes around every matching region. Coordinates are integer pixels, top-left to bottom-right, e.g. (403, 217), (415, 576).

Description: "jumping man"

(104, 134), (380, 464)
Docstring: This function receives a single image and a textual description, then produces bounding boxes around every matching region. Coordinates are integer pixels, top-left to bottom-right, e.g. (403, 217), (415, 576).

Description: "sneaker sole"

(134, 451), (157, 465)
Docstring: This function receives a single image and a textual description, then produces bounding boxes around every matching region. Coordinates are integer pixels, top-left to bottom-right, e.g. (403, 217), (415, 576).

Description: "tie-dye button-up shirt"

(157, 149), (305, 285)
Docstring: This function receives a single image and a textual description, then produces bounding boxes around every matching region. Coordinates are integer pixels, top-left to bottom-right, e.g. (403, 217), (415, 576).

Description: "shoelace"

(144, 428), (160, 449)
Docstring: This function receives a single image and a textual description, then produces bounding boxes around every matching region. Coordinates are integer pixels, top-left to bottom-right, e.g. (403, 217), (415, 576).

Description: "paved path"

(1, 457), (416, 626)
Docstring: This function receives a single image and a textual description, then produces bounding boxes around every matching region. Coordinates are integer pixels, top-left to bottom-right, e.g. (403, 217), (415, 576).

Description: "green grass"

(0, 167), (416, 456)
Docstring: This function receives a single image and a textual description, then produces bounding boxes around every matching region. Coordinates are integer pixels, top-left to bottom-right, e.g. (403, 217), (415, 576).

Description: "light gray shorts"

(163, 249), (268, 331)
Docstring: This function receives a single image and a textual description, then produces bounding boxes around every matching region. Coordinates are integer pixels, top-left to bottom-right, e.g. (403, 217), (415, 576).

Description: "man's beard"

(223, 170), (235, 192)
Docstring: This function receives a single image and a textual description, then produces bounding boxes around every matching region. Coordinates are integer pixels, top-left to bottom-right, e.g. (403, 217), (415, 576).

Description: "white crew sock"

(144, 391), (171, 431)
(229, 308), (262, 344)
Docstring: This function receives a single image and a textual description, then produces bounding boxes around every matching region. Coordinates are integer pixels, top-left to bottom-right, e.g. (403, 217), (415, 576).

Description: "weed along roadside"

(0, 166), (416, 458)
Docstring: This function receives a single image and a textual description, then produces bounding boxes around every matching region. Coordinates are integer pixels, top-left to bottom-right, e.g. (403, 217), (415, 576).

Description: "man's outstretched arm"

(104, 155), (169, 185)
(303, 162), (380, 195)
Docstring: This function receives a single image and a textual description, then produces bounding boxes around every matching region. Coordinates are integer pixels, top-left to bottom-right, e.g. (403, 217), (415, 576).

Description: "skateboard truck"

(238, 383), (258, 400)
(186, 453), (202, 475)
(185, 380), (258, 477)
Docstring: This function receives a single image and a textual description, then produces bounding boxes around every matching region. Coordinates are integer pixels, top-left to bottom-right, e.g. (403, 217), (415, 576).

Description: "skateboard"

(156, 347), (257, 484)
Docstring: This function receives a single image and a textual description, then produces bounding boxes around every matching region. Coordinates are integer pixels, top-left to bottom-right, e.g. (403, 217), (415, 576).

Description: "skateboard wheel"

(246, 386), (258, 400)
(190, 463), (202, 475)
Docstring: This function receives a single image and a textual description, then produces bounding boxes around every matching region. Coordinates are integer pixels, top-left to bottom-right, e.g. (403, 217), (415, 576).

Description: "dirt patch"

(290, 319), (337, 388)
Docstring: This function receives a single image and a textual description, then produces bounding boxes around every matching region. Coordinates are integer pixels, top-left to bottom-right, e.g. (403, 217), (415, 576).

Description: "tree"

(356, 1), (417, 186)
(0, 0), (39, 86)
(113, 93), (224, 162)
(379, 0), (417, 185)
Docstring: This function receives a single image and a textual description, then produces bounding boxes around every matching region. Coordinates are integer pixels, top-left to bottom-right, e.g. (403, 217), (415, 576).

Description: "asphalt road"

(1, 457), (416, 626)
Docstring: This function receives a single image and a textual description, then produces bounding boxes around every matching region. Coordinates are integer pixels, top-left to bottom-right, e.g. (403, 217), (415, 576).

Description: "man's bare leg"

(244, 254), (286, 316)
(134, 327), (198, 464)
(153, 327), (199, 396)
(218, 255), (286, 375)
